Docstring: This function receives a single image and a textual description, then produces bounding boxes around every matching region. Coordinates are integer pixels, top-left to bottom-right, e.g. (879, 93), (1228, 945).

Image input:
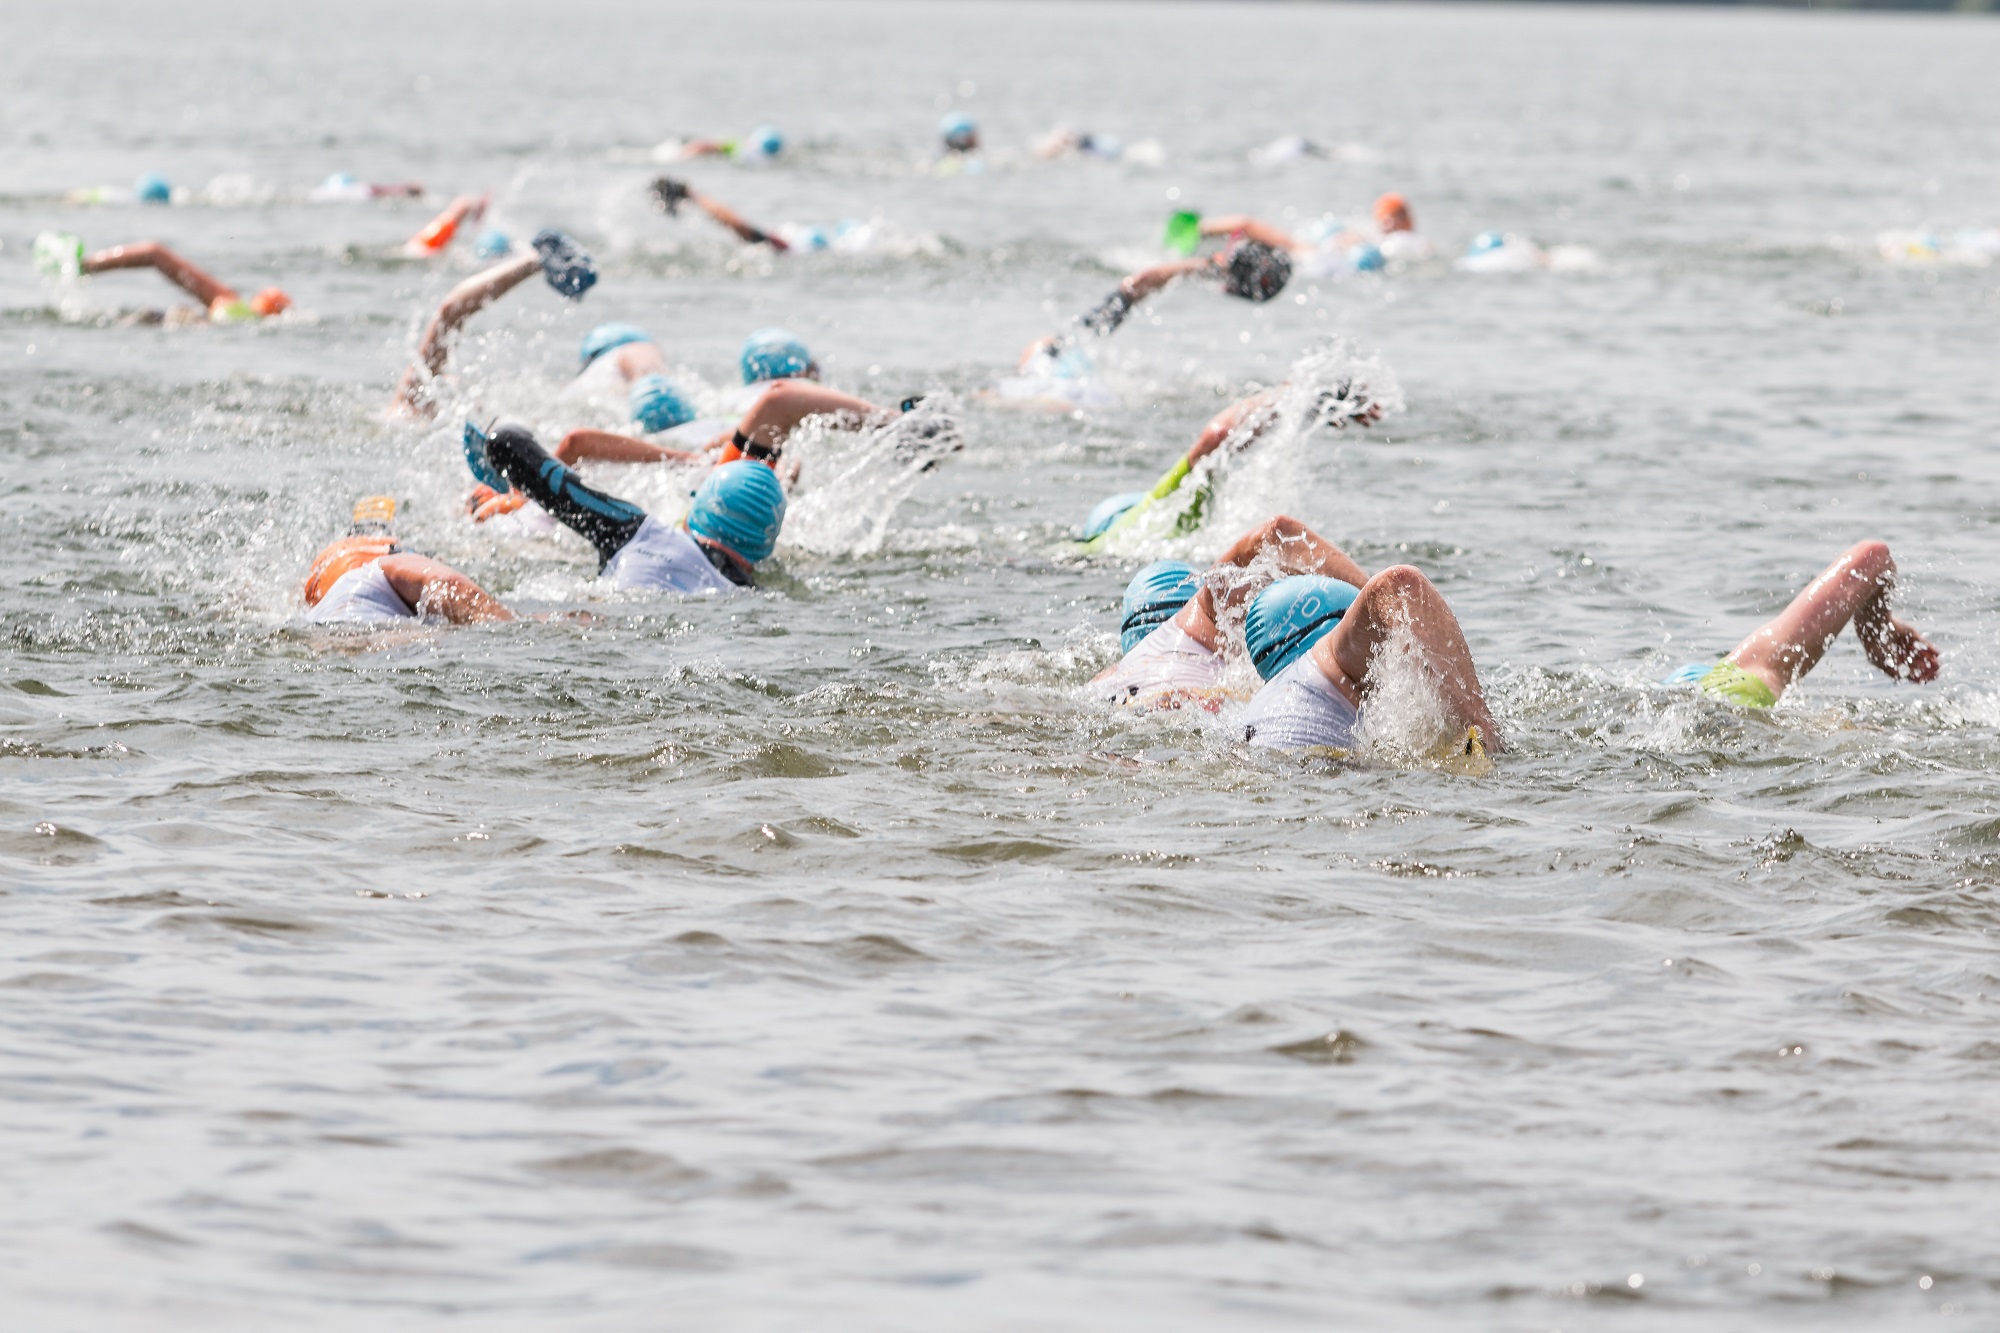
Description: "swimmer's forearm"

(692, 193), (784, 249)
(556, 429), (703, 466)
(84, 242), (236, 306)
(415, 254), (541, 373)
(738, 382), (886, 447)
(1121, 260), (1199, 303)
(1199, 217), (1298, 251)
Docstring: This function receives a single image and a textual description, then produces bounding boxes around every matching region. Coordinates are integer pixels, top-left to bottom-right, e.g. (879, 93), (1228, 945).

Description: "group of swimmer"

(33, 119), (1946, 766)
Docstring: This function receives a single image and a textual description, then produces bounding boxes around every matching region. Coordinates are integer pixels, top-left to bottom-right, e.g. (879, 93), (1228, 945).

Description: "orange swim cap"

(303, 535), (397, 606)
(1373, 193), (1412, 232)
(250, 287), (292, 317)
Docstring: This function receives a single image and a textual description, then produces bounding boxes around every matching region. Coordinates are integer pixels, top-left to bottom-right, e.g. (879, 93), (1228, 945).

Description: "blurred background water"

(4, 0), (2000, 1326)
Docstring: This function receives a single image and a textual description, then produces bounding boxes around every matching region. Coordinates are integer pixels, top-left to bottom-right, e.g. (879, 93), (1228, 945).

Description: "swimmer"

(1033, 127), (1121, 160)
(308, 174), (425, 203)
(517, 324), (827, 467)
(66, 173), (174, 205)
(34, 233), (291, 323)
(650, 176), (789, 251)
(1168, 192), (1429, 275)
(1249, 135), (1329, 165)
(662, 126), (785, 162)
(465, 359), (932, 522)
(404, 193), (489, 256)
(1665, 541), (1939, 708)
(466, 425), (785, 593)
(1238, 565), (1501, 756)
(1079, 377), (1384, 550)
(1017, 237), (1292, 368)
(1092, 515), (1372, 712)
(390, 228), (597, 416)
(941, 114), (980, 155)
(304, 497), (512, 624)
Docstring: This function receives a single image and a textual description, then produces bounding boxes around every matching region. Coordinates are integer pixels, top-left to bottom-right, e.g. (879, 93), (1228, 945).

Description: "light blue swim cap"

(1120, 560), (1201, 653)
(687, 460), (787, 564)
(630, 374), (697, 433)
(941, 113), (978, 150)
(1082, 491), (1146, 542)
(1246, 576), (1359, 680)
(1351, 243), (1385, 272)
(1467, 231), (1505, 256)
(792, 226), (829, 252)
(740, 327), (812, 383)
(580, 322), (653, 369)
(747, 126), (783, 157)
(135, 173), (172, 204)
(472, 227), (511, 259)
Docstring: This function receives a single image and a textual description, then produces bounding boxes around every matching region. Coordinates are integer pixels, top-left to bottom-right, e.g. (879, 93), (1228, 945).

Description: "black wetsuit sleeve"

(1077, 287), (1136, 339)
(485, 425), (648, 569)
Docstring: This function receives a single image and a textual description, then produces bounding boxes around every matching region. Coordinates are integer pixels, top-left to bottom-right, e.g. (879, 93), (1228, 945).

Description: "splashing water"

(1086, 337), (1405, 565)
(781, 396), (963, 556)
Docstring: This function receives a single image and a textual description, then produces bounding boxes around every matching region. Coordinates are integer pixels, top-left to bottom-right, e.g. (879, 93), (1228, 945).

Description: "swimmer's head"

(1350, 243), (1385, 273)
(740, 328), (813, 383)
(135, 173), (172, 204)
(686, 459), (787, 564)
(1081, 491), (1146, 542)
(1120, 560), (1201, 653)
(629, 373), (697, 433)
(1466, 230), (1505, 256)
(249, 288), (291, 317)
(940, 114), (979, 153)
(472, 228), (512, 260)
(1222, 240), (1292, 303)
(580, 322), (654, 369)
(1374, 193), (1413, 234)
(747, 126), (784, 158)
(1246, 575), (1358, 680)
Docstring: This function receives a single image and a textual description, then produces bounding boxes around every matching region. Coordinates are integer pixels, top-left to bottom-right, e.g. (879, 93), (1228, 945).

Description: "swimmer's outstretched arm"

(1017, 256), (1221, 366)
(405, 194), (487, 253)
(653, 176), (788, 251)
(376, 553), (514, 624)
(1187, 390), (1284, 466)
(1723, 540), (1939, 700)
(81, 241), (235, 306)
(1197, 216), (1301, 252)
(1312, 565), (1502, 750)
(392, 254), (540, 415)
(1119, 255), (1220, 304)
(734, 380), (889, 449)
(555, 429), (707, 467)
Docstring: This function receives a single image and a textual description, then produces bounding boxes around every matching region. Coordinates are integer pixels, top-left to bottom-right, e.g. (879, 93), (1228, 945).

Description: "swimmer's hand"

(470, 488), (528, 524)
(1867, 616), (1940, 684)
(649, 176), (690, 216)
(531, 229), (596, 300)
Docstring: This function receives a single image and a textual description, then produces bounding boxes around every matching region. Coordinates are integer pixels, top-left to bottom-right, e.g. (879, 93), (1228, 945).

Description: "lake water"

(5, 0), (2000, 1326)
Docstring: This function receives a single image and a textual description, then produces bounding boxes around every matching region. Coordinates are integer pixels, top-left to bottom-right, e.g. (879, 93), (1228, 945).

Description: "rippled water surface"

(6, 0), (2000, 1326)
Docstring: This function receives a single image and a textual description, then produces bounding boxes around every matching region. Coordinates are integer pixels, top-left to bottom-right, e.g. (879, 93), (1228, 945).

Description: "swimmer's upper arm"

(377, 554), (512, 624)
